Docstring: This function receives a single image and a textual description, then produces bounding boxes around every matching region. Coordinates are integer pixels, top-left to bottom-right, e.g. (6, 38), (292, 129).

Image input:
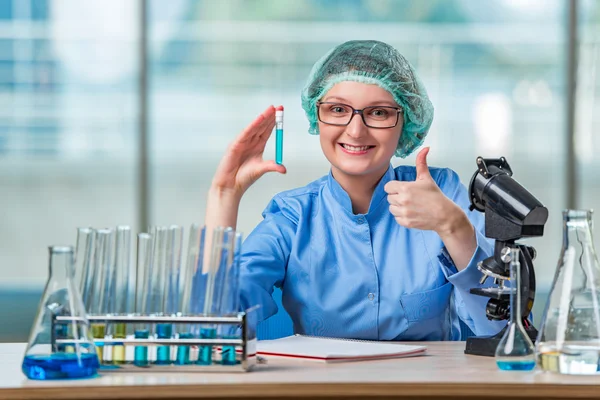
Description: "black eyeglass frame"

(316, 101), (403, 129)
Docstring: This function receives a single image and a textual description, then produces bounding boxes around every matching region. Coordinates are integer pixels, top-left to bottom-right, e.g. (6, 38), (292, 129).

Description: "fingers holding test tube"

(211, 105), (286, 199)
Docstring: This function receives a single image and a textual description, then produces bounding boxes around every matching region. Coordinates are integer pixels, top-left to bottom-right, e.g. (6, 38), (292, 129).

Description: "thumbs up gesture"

(384, 147), (463, 235)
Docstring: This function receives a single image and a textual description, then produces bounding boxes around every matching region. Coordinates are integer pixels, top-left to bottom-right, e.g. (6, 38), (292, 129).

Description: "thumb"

(415, 147), (432, 181)
(257, 160), (287, 177)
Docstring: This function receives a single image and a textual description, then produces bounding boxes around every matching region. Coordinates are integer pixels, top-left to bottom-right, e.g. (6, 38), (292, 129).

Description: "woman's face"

(317, 81), (403, 180)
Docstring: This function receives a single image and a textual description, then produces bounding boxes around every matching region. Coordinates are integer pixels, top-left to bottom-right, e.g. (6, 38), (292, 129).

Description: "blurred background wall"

(0, 0), (598, 341)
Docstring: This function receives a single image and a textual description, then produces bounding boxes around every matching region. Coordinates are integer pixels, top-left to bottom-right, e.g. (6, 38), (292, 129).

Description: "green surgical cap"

(301, 40), (434, 158)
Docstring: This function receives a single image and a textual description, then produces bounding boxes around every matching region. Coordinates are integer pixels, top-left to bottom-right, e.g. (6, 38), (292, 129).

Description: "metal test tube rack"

(52, 311), (257, 372)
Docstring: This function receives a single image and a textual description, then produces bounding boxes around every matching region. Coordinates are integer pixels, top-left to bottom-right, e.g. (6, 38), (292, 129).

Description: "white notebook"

(257, 335), (427, 363)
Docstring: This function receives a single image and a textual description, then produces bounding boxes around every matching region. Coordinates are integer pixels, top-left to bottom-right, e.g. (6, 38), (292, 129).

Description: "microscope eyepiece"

(468, 157), (548, 241)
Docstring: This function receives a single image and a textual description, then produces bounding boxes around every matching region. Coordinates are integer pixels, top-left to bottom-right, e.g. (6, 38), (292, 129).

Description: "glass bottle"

(22, 246), (99, 380)
(536, 209), (600, 375)
(495, 247), (536, 370)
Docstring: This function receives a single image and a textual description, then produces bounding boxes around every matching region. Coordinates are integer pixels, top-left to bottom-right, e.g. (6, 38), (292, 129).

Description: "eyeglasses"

(316, 101), (403, 129)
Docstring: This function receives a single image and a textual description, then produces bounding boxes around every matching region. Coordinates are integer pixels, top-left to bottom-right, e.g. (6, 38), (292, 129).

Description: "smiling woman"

(203, 40), (510, 342)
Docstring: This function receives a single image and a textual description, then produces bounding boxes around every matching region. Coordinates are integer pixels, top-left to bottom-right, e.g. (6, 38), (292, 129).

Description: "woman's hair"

(301, 40), (434, 158)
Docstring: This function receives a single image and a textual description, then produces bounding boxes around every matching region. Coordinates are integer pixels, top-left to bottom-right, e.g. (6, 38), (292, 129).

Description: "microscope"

(464, 157), (548, 357)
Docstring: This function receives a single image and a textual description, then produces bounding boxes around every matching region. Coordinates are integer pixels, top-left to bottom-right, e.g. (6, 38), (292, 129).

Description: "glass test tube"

(88, 228), (114, 363)
(110, 226), (133, 364)
(275, 105), (284, 164)
(69, 227), (95, 353)
(155, 225), (183, 365)
(134, 233), (153, 367)
(150, 227), (170, 364)
(176, 224), (201, 365)
(75, 227), (95, 305)
(220, 231), (242, 365)
(198, 227), (226, 365)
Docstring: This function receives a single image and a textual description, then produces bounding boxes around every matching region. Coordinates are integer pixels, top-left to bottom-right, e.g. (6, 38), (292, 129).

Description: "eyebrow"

(322, 96), (399, 107)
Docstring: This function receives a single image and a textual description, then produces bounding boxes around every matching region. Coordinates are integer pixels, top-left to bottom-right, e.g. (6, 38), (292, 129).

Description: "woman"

(205, 40), (505, 341)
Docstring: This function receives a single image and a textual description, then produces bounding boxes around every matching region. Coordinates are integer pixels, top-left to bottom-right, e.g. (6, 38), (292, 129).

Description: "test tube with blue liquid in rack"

(219, 232), (243, 365)
(175, 224), (202, 365)
(197, 227), (233, 365)
(134, 232), (153, 367)
(157, 225), (183, 364)
(148, 227), (170, 364)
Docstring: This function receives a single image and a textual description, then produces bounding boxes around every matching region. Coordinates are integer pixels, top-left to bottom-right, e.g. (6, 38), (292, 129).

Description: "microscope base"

(464, 325), (538, 357)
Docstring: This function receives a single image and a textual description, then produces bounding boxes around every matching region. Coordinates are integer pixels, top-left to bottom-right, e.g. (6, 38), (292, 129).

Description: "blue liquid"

(275, 129), (283, 164)
(22, 353), (99, 380)
(155, 324), (172, 365)
(197, 327), (216, 365)
(134, 329), (149, 367)
(221, 335), (238, 365)
(496, 360), (536, 371)
(175, 332), (193, 365)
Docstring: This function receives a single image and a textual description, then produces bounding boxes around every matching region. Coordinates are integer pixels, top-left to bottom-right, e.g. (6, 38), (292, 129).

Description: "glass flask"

(536, 209), (600, 375)
(22, 246), (99, 380)
(495, 247), (536, 370)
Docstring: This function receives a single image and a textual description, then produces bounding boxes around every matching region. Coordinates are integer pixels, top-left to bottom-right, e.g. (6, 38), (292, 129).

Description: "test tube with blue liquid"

(219, 232), (243, 365)
(275, 105), (284, 165)
(175, 224), (202, 365)
(148, 227), (169, 364)
(134, 232), (153, 367)
(156, 225), (183, 364)
(495, 247), (536, 371)
(197, 227), (227, 365)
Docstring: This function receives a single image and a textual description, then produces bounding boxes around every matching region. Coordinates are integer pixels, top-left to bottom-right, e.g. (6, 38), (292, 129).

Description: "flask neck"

(563, 210), (600, 288)
(564, 210), (594, 245)
(509, 249), (523, 324)
(48, 246), (75, 283)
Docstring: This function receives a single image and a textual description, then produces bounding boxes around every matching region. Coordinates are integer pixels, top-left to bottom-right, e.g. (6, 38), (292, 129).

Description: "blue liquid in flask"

(22, 353), (99, 380)
(496, 359), (536, 371)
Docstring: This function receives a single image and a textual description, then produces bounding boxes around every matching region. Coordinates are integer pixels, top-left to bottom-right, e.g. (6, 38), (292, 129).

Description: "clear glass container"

(536, 209), (600, 375)
(22, 246), (99, 380)
(495, 247), (536, 370)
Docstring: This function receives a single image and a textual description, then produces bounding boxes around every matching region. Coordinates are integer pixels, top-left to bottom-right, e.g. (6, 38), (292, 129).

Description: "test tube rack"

(52, 311), (257, 372)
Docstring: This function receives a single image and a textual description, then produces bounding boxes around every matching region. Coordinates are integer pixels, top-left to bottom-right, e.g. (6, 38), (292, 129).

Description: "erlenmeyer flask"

(495, 247), (536, 370)
(22, 246), (99, 380)
(536, 209), (600, 375)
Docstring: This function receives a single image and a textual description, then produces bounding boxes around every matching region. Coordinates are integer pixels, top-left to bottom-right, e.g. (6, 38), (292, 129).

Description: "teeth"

(342, 144), (370, 151)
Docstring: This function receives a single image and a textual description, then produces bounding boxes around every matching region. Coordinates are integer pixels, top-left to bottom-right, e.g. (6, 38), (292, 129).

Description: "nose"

(344, 112), (368, 139)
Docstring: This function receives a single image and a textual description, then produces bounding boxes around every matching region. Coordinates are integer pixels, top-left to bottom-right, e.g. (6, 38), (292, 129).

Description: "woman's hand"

(205, 106), (286, 233)
(384, 147), (465, 235)
(384, 147), (476, 270)
(211, 105), (287, 201)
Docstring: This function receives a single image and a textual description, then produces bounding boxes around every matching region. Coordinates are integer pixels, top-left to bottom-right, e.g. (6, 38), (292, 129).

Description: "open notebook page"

(257, 335), (427, 363)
